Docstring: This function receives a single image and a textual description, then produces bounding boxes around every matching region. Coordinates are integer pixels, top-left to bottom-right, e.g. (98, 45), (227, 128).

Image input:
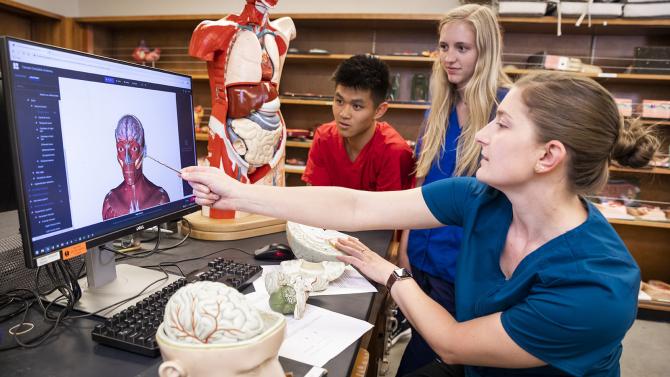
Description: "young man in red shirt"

(301, 55), (414, 191)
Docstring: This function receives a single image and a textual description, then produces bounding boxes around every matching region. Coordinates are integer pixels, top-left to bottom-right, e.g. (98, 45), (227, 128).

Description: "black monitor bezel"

(0, 36), (200, 269)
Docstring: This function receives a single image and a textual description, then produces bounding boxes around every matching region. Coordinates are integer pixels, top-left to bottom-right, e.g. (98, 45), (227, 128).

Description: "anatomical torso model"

(189, 0), (295, 219)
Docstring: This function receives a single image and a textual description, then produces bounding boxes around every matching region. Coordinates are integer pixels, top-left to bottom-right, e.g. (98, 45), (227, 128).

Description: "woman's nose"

(475, 121), (494, 145)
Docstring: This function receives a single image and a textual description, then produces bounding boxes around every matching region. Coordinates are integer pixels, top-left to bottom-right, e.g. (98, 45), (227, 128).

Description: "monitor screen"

(0, 37), (199, 268)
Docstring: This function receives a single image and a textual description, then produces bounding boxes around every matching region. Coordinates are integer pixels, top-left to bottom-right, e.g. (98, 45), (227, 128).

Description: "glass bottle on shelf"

(411, 73), (428, 102)
(390, 73), (401, 101)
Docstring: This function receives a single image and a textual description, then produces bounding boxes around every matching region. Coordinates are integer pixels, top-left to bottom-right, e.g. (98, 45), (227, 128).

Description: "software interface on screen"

(5, 39), (197, 263)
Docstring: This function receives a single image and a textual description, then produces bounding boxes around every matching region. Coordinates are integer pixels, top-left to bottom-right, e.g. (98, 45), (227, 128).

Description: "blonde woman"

(182, 71), (658, 377)
(395, 5), (511, 373)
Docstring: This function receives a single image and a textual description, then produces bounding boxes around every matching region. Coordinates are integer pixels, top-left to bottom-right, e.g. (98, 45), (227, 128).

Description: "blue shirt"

(422, 178), (640, 377)
(408, 88), (508, 281)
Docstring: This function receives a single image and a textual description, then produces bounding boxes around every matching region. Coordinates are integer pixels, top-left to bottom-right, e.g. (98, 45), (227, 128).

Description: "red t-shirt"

(301, 121), (415, 191)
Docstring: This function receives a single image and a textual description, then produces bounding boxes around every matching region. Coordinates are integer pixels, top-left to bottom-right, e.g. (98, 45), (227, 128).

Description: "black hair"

(332, 54), (390, 105)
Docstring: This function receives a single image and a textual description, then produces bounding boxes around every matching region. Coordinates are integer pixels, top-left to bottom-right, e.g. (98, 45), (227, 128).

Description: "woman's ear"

(535, 140), (567, 173)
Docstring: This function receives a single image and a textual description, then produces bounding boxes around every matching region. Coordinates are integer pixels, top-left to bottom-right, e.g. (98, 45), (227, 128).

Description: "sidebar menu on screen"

(10, 63), (72, 240)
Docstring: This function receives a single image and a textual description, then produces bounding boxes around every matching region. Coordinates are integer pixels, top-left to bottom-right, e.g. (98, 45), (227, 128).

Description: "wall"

(15, 0), (463, 18)
(14, 0), (78, 17)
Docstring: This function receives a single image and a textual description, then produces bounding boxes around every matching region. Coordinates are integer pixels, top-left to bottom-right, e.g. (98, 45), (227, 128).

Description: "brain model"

(286, 222), (350, 262)
(163, 281), (264, 344)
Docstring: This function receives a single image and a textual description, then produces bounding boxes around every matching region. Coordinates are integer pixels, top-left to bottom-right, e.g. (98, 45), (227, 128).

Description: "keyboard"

(91, 258), (263, 356)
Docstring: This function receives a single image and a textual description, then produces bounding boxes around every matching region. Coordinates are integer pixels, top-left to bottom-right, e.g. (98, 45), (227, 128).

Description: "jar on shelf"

(390, 73), (401, 101)
(411, 73), (428, 102)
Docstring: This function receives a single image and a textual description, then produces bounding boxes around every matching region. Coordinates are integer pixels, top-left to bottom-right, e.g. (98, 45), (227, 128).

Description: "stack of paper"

(246, 291), (374, 367)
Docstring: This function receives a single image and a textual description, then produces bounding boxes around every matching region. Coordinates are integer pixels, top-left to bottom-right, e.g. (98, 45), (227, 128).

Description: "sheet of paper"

(639, 289), (652, 301)
(253, 265), (377, 296)
(246, 291), (373, 367)
(304, 366), (327, 377)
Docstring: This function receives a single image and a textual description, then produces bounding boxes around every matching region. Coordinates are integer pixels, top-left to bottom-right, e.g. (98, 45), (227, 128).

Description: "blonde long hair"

(415, 5), (511, 178)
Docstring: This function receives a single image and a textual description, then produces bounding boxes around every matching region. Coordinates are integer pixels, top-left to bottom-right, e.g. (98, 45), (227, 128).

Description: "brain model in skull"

(163, 281), (264, 344)
(285, 221), (351, 262)
(156, 281), (287, 377)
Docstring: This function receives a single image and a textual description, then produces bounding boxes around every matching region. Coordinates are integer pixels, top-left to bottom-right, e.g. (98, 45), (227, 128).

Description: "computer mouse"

(253, 243), (295, 261)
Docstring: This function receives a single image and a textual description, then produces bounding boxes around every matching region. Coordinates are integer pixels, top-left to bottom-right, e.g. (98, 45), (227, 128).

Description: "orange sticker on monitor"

(62, 242), (87, 260)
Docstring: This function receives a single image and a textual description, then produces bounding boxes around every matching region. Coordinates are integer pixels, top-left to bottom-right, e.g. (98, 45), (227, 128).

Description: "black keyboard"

(91, 258), (263, 356)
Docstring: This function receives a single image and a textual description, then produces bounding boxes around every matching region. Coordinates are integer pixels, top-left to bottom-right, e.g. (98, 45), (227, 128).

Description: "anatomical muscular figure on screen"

(189, 0), (296, 219)
(102, 115), (170, 220)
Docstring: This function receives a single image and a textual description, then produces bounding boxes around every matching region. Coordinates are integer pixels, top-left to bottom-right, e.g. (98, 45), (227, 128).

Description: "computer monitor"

(0, 36), (199, 315)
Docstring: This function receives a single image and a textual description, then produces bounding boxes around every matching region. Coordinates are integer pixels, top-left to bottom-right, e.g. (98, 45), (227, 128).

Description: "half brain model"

(163, 281), (264, 344)
(286, 221), (350, 262)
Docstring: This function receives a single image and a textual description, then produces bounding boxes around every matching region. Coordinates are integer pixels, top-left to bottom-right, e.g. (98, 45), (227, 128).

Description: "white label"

(36, 251), (61, 267)
(598, 73), (618, 78)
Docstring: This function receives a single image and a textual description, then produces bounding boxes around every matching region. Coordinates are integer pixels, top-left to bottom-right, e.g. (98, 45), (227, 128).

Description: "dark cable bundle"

(0, 259), (82, 351)
(0, 234), (85, 296)
(0, 219), (191, 352)
(103, 218), (192, 260)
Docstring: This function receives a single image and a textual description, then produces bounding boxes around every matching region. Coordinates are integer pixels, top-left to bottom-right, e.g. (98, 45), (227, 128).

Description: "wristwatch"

(386, 268), (413, 291)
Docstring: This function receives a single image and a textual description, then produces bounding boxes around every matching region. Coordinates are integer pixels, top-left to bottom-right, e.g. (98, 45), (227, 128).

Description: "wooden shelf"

(280, 97), (430, 110)
(157, 69), (670, 90)
(639, 300), (670, 312)
(500, 16), (670, 27)
(499, 16), (670, 35)
(609, 218), (670, 230)
(286, 140), (313, 148)
(285, 165), (306, 174)
(281, 98), (332, 106)
(73, 14), (670, 36)
(609, 166), (670, 175)
(639, 119), (670, 126)
(195, 132), (208, 141)
(287, 53), (433, 66)
(0, 0), (62, 20)
(504, 68), (670, 83)
(275, 13), (441, 21)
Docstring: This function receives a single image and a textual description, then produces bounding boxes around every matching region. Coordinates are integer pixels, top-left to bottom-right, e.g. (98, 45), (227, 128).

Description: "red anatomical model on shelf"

(189, 0), (296, 219)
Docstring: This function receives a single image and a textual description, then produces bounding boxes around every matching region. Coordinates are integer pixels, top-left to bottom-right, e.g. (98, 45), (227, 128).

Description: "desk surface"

(0, 210), (393, 377)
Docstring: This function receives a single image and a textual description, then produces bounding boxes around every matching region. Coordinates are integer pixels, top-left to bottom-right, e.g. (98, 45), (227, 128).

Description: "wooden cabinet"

(500, 16), (670, 312)
(0, 0), (67, 47)
(72, 13), (670, 311)
(73, 15), (219, 161)
(277, 15), (439, 186)
(72, 14), (439, 185)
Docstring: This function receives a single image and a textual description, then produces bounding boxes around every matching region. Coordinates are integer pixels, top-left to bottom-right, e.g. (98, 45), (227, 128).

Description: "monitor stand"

(46, 246), (180, 318)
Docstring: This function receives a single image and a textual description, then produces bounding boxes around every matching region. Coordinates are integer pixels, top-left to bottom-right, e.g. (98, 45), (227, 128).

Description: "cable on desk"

(0, 261), (79, 351)
(0, 257), (170, 351)
(0, 218), (247, 351)
(101, 226), (163, 259)
(139, 245), (256, 275)
(63, 265), (170, 320)
(142, 263), (187, 277)
(157, 218), (192, 251)
(101, 217), (192, 260)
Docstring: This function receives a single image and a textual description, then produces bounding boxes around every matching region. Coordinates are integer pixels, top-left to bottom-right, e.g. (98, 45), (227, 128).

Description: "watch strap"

(386, 268), (412, 291)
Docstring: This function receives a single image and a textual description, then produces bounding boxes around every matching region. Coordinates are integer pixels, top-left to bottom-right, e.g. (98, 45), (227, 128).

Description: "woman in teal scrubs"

(181, 72), (659, 377)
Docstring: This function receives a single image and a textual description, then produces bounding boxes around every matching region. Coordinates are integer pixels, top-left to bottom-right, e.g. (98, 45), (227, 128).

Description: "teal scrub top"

(422, 178), (640, 377)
